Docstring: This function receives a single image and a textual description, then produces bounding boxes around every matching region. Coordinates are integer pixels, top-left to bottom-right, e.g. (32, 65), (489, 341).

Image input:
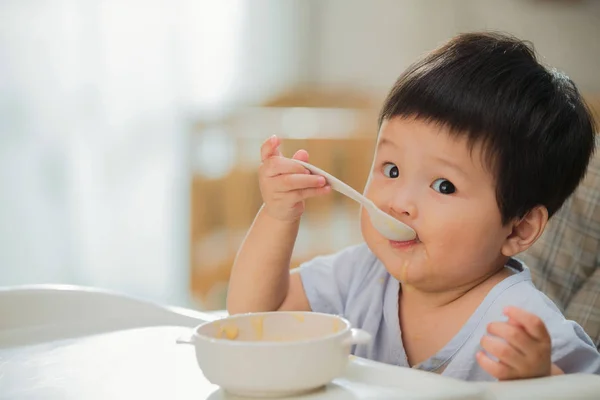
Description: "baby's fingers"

(260, 135), (282, 161)
(480, 335), (525, 372)
(292, 149), (309, 162)
(486, 322), (530, 356)
(273, 173), (327, 193)
(503, 307), (551, 343)
(298, 185), (332, 200)
(261, 155), (310, 178)
(476, 350), (518, 381)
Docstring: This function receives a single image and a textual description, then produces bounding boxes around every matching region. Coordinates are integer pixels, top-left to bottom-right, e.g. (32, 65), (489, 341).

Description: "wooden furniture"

(189, 90), (378, 309)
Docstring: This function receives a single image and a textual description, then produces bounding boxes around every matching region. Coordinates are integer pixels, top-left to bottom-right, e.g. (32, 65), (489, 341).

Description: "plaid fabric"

(520, 139), (600, 350)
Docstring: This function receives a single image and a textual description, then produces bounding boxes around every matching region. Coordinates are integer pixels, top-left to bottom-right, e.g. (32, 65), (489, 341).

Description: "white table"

(1, 325), (599, 400)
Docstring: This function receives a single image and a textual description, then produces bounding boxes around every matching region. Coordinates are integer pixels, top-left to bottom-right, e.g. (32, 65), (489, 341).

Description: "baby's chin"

(383, 257), (414, 283)
(389, 270), (446, 294)
(383, 254), (440, 288)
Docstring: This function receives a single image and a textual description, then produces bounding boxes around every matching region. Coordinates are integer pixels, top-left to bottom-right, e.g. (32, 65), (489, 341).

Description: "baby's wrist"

(262, 204), (302, 225)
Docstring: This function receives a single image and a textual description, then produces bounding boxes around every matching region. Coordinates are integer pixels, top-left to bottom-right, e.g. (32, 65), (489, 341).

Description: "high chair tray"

(1, 325), (598, 400)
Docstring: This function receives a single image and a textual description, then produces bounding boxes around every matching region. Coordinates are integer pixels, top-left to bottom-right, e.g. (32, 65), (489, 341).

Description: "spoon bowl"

(291, 159), (416, 241)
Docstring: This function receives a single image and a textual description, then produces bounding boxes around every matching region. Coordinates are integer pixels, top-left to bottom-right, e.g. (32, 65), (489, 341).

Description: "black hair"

(379, 32), (596, 224)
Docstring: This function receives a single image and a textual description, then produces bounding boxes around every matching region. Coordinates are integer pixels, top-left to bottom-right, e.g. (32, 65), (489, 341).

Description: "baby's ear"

(501, 206), (548, 257)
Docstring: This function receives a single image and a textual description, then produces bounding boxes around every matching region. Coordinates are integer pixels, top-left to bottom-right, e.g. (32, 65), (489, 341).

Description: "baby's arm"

(226, 136), (330, 314)
(227, 206), (310, 314)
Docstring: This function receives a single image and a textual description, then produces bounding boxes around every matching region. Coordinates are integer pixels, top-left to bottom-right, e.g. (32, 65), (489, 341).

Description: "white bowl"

(176, 311), (371, 398)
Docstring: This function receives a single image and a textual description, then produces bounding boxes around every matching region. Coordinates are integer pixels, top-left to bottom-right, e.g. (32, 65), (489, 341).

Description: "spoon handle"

(291, 159), (373, 207)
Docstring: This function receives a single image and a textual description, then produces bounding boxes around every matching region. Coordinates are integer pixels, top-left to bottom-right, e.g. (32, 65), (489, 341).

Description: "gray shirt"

(297, 243), (600, 381)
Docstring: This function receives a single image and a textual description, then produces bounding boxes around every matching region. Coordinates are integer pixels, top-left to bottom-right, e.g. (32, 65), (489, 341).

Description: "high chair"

(521, 136), (600, 349)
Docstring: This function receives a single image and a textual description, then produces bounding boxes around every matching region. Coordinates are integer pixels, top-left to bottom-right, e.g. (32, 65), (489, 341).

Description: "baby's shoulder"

(297, 242), (383, 279)
(487, 269), (563, 321)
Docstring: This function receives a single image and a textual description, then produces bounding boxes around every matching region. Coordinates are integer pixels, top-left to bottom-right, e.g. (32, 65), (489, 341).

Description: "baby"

(227, 32), (600, 381)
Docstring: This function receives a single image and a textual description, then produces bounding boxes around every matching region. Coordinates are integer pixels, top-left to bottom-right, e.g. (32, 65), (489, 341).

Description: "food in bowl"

(176, 311), (371, 398)
(217, 324), (239, 340)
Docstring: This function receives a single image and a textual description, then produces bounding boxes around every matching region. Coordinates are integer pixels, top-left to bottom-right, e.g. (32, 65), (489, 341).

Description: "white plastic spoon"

(291, 159), (417, 241)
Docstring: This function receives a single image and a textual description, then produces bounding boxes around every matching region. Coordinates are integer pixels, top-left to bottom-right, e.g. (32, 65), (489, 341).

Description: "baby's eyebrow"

(377, 138), (398, 150)
(431, 155), (470, 180)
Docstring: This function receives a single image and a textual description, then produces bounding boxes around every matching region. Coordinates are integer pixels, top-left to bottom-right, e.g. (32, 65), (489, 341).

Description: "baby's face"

(361, 117), (513, 291)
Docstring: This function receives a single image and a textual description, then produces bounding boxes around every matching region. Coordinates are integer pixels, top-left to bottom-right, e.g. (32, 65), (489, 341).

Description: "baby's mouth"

(393, 237), (419, 243)
(389, 234), (420, 246)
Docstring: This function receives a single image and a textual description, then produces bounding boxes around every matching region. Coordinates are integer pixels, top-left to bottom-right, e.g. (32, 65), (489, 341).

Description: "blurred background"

(1, 0), (599, 311)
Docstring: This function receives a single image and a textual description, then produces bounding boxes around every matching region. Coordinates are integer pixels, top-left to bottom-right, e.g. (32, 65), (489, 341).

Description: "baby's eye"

(382, 163), (399, 179)
(431, 178), (456, 194)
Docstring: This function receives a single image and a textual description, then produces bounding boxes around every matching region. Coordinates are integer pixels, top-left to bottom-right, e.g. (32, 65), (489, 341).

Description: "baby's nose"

(389, 190), (417, 219)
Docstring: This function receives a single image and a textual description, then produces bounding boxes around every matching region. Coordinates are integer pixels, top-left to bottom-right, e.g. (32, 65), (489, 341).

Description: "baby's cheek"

(360, 205), (383, 245)
(362, 171), (376, 196)
(359, 206), (371, 235)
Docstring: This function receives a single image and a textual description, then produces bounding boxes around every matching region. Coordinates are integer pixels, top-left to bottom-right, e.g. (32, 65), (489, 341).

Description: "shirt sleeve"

(552, 320), (600, 374)
(294, 243), (371, 316)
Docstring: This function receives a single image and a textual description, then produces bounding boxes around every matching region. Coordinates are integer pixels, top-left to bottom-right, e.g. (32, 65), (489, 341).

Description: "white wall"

(459, 0), (600, 92)
(310, 0), (600, 97)
(0, 0), (307, 308)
